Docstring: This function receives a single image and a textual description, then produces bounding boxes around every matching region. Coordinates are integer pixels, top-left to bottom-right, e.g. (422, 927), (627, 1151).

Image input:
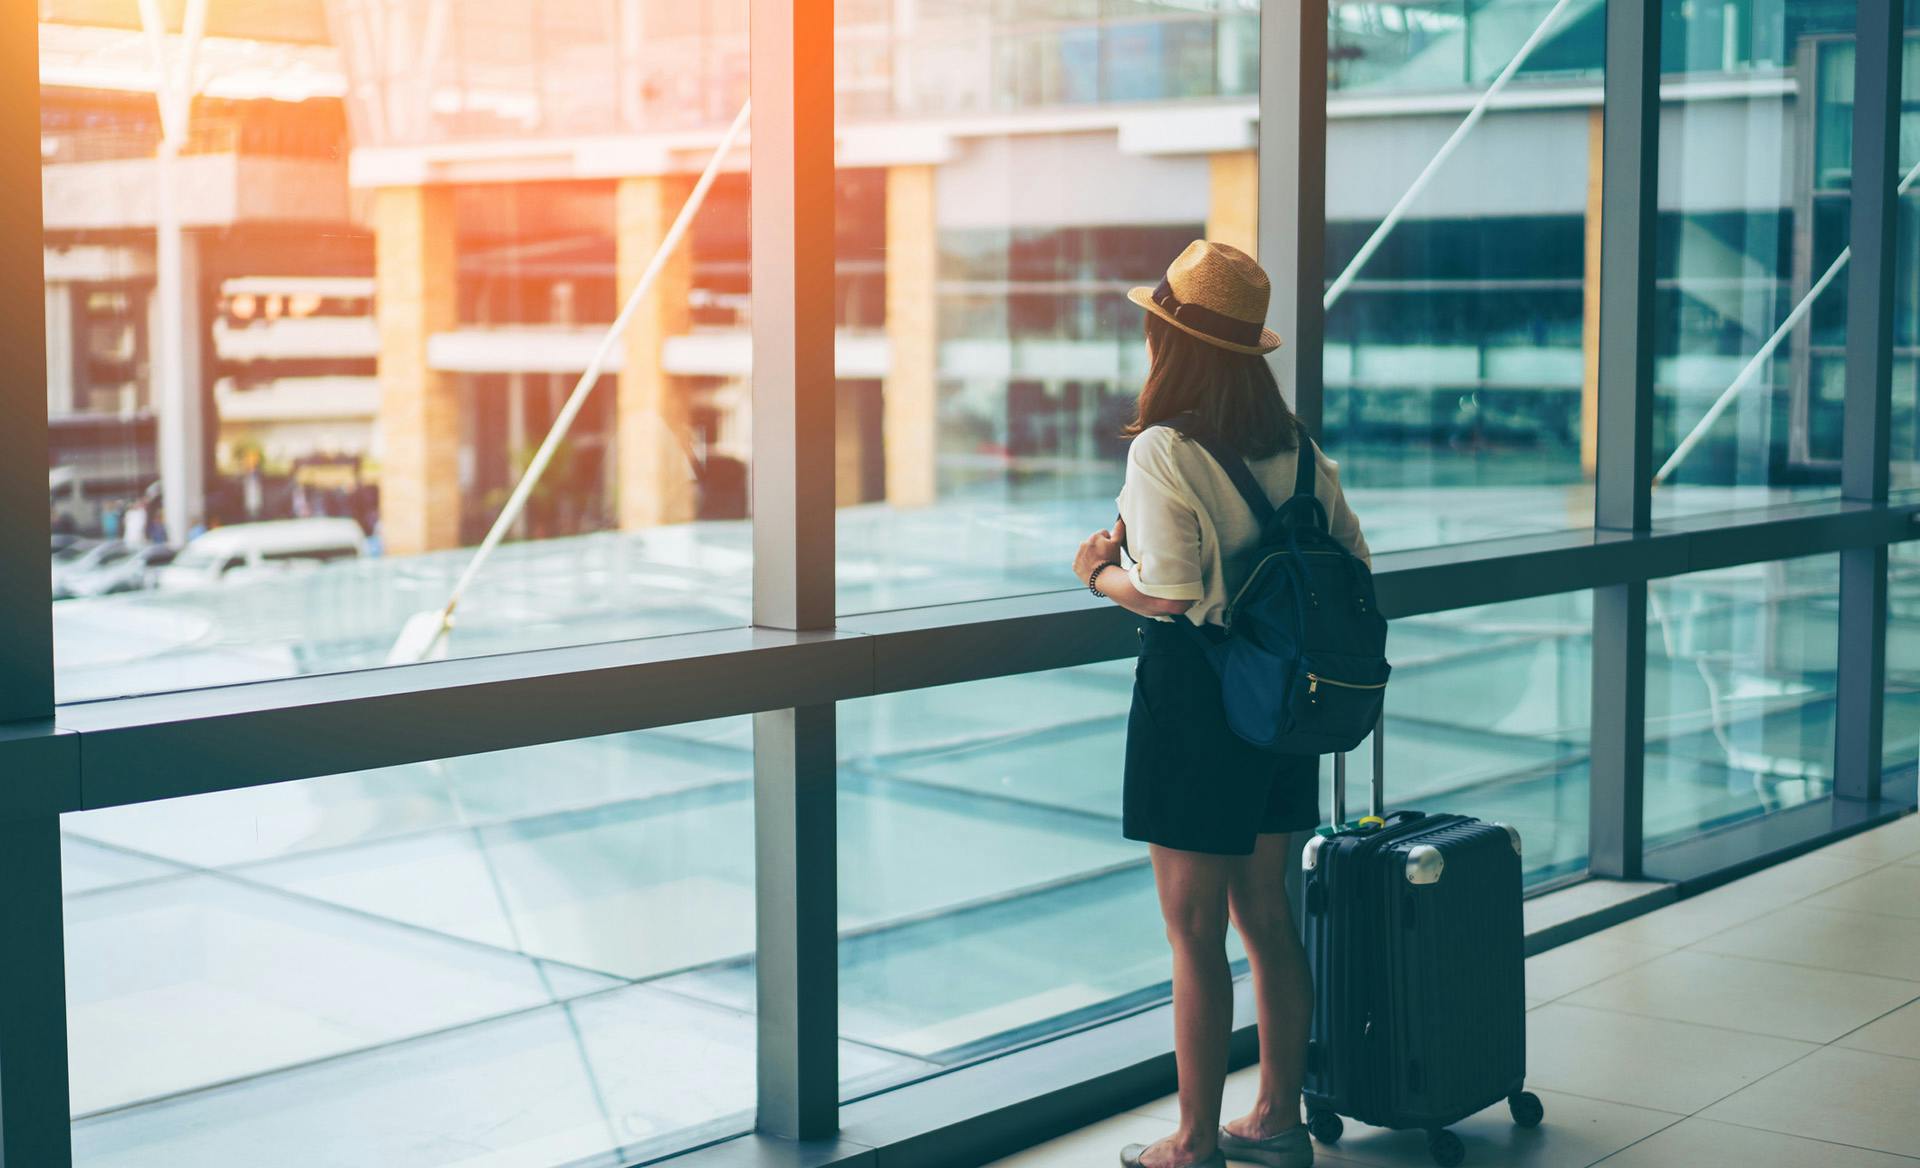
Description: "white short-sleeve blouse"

(1116, 425), (1372, 628)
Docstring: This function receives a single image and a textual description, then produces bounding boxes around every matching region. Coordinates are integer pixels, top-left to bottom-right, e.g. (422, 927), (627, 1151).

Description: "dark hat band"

(1151, 279), (1264, 348)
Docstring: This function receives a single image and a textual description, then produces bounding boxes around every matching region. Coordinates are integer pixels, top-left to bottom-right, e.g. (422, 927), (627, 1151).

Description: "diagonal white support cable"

(1324, 0), (1581, 312)
(387, 98), (753, 665)
(1655, 154), (1920, 486)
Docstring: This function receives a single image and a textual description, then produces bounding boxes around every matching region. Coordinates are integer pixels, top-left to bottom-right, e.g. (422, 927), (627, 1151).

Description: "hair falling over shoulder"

(1123, 313), (1300, 459)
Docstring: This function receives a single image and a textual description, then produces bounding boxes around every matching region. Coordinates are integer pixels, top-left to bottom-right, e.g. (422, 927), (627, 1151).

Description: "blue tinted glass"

(1645, 556), (1840, 848)
(1653, 1), (1856, 518)
(1323, 2), (1604, 551)
(62, 720), (796, 1168)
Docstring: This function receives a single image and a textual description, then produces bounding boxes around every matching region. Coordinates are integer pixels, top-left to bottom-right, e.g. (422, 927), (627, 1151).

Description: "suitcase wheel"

(1509, 1090), (1545, 1129)
(1306, 1110), (1343, 1145)
(1426, 1128), (1464, 1167)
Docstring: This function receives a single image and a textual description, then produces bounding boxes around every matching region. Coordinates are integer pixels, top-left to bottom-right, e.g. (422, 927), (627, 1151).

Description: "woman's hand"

(1073, 518), (1126, 586)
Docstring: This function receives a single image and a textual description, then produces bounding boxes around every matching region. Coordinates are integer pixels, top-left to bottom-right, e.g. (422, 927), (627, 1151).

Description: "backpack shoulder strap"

(1281, 432), (1332, 532)
(1159, 412), (1275, 527)
(1295, 433), (1319, 505)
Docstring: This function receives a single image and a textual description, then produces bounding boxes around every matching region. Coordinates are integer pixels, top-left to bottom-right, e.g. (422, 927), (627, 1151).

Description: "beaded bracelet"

(1088, 562), (1120, 598)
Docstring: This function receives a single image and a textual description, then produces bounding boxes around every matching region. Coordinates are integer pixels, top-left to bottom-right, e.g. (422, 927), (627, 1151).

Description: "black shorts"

(1123, 620), (1321, 856)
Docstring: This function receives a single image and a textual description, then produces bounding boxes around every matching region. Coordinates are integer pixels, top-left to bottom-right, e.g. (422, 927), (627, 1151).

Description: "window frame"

(3, 1), (1918, 1166)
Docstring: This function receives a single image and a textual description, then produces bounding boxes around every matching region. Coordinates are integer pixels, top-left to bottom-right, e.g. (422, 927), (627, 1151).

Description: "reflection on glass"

(1330, 0), (1605, 93)
(828, 664), (1204, 1092)
(61, 719), (784, 1168)
(1645, 556), (1839, 850)
(1322, 1), (1605, 552)
(1889, 31), (1920, 491)
(832, 4), (1260, 614)
(1354, 592), (1594, 882)
(42, 1), (756, 702)
(1888, 541), (1920, 776)
(826, 606), (1590, 1096)
(1651, 2), (1857, 520)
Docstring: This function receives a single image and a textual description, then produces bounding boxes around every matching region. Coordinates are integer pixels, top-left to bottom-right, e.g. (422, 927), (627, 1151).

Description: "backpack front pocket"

(1292, 651), (1390, 750)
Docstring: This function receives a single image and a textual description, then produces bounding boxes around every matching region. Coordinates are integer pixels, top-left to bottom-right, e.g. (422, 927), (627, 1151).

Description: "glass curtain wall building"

(4, 2), (1918, 1168)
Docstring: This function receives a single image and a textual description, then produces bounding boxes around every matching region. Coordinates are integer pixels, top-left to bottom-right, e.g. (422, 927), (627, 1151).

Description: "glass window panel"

(43, 1), (753, 702)
(59, 718), (796, 1168)
(1652, 3), (1855, 521)
(1890, 28), (1920, 493)
(829, 664), (1237, 1090)
(1322, 3), (1605, 553)
(1644, 555), (1840, 850)
(1350, 592), (1595, 884)
(1888, 541), (1920, 778)
(827, 596), (1590, 1097)
(835, 4), (1259, 614)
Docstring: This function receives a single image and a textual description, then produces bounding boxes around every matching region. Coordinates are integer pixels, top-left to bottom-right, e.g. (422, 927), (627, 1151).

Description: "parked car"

(154, 519), (368, 592)
(49, 466), (88, 534)
(51, 538), (103, 599)
(61, 544), (176, 599)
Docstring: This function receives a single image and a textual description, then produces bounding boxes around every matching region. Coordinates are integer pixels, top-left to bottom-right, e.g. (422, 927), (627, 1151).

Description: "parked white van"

(155, 518), (368, 591)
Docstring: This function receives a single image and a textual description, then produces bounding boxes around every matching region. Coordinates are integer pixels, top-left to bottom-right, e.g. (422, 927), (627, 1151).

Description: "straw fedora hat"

(1128, 240), (1282, 356)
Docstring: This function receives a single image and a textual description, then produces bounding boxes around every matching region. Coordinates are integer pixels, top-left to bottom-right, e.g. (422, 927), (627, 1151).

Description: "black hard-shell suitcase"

(1299, 723), (1543, 1167)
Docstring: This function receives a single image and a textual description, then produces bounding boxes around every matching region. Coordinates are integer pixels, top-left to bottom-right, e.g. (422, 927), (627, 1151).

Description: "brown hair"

(1122, 312), (1300, 459)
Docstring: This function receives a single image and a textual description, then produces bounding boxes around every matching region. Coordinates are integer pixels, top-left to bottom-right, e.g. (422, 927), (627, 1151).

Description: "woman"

(1072, 241), (1370, 1168)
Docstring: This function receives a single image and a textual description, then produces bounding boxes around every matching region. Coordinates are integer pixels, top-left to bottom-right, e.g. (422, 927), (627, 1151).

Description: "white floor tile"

(1600, 883), (1780, 950)
(1805, 865), (1920, 921)
(1565, 949), (1920, 1043)
(981, 1112), (1190, 1168)
(1523, 882), (1671, 937)
(1135, 1066), (1326, 1136)
(1839, 999), (1920, 1061)
(1301, 1090), (1679, 1168)
(1524, 1003), (1816, 1114)
(1593, 1116), (1920, 1168)
(1712, 852), (1886, 908)
(978, 825), (1920, 1168)
(1525, 934), (1670, 1001)
(1702, 1046), (1920, 1158)
(1694, 904), (1920, 981)
(1821, 817), (1920, 865)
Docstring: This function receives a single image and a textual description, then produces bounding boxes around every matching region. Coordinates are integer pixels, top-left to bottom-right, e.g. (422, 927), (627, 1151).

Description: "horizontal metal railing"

(6, 494), (1914, 818)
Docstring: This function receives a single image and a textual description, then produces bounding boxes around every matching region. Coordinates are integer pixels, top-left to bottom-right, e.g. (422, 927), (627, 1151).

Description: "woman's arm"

(1073, 519), (1196, 620)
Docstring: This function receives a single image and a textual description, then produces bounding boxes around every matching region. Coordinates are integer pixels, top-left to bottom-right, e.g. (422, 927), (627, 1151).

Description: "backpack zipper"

(1225, 548), (1349, 623)
(1307, 673), (1388, 695)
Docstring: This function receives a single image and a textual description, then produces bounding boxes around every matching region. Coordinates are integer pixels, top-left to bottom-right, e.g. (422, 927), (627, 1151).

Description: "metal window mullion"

(751, 0), (836, 635)
(1589, 582), (1648, 879)
(1595, 0), (1659, 535)
(1258, 0), (1327, 436)
(1588, 0), (1661, 879)
(2, 0), (52, 724)
(0, 814), (71, 1168)
(1836, 0), (1904, 805)
(752, 704), (839, 1140)
(1, 7), (68, 1161)
(749, 0), (839, 1142)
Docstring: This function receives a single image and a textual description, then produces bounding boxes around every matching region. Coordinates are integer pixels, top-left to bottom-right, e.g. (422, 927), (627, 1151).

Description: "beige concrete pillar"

(884, 163), (939, 507)
(836, 386), (868, 507)
(615, 173), (699, 529)
(375, 184), (461, 556)
(1581, 105), (1603, 480)
(1208, 150), (1259, 258)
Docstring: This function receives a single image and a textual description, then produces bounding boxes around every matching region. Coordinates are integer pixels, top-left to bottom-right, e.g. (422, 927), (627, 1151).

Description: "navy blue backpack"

(1163, 415), (1390, 755)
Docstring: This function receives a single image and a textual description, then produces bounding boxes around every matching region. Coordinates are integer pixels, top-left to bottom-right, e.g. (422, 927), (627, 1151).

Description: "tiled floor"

(986, 812), (1920, 1168)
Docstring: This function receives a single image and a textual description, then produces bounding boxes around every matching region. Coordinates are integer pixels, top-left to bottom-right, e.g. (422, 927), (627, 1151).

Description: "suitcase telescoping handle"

(1331, 713), (1386, 827)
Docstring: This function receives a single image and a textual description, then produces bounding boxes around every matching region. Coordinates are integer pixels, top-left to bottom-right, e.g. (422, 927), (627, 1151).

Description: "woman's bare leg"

(1223, 831), (1313, 1140)
(1136, 843), (1237, 1168)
